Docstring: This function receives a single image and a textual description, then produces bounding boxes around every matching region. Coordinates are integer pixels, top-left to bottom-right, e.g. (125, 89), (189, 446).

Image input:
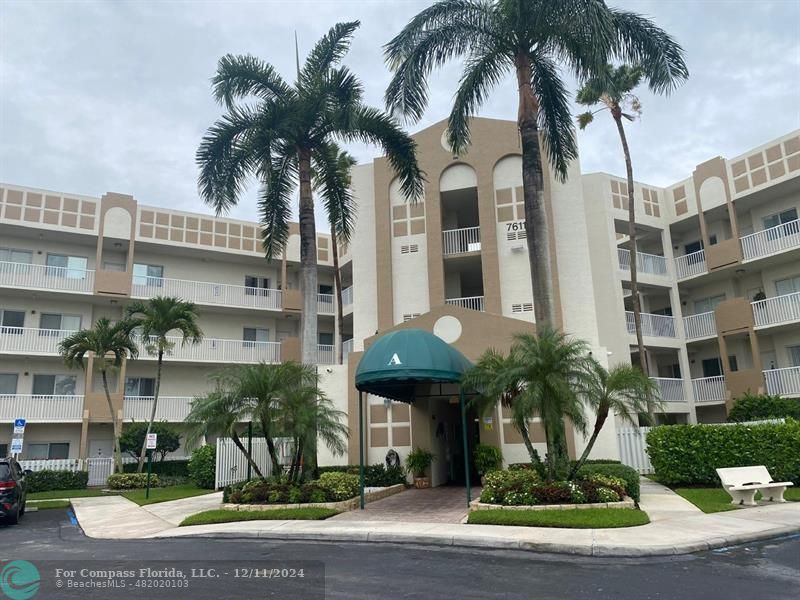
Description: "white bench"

(716, 466), (794, 506)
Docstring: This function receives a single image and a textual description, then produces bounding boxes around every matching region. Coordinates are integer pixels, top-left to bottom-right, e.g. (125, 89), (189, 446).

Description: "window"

(244, 276), (271, 296)
(125, 377), (156, 397)
(728, 355), (739, 373)
(651, 307), (673, 316)
(318, 284), (334, 295)
(46, 254), (88, 279)
(39, 313), (81, 333)
(684, 240), (703, 255)
(763, 207), (798, 230)
(243, 328), (269, 346)
(694, 294), (725, 315)
(27, 443), (69, 460)
(0, 247), (33, 265)
(789, 346), (800, 367)
(775, 275), (800, 297)
(133, 263), (164, 287)
(318, 332), (334, 346)
(0, 373), (18, 395)
(0, 309), (25, 333)
(701, 358), (722, 378)
(32, 374), (77, 396)
(0, 444), (7, 458)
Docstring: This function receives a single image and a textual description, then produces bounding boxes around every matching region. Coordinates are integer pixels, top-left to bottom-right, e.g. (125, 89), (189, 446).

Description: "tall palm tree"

(59, 318), (138, 473)
(384, 0), (688, 327)
(197, 22), (423, 365)
(569, 360), (660, 479)
(126, 296), (202, 471)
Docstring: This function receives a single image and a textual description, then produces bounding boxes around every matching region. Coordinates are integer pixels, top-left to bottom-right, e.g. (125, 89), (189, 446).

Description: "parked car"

(0, 457), (29, 524)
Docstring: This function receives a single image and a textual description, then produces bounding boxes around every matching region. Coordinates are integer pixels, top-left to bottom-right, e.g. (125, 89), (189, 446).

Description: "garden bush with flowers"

(479, 469), (630, 506)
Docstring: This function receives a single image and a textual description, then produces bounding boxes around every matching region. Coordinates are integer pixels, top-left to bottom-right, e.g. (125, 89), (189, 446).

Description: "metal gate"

(87, 457), (114, 486)
(214, 437), (293, 489)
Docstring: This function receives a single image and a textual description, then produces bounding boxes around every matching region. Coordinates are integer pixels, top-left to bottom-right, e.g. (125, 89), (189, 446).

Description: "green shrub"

(575, 464), (640, 501)
(405, 447), (435, 478)
(728, 393), (800, 422)
(646, 420), (800, 486)
(317, 472), (359, 501)
(25, 470), (88, 493)
(316, 464), (406, 487)
(226, 478), (331, 505)
(187, 445), (216, 489)
(479, 469), (541, 504)
(123, 460), (189, 477)
(107, 473), (159, 490)
(473, 444), (503, 476)
(479, 472), (626, 506)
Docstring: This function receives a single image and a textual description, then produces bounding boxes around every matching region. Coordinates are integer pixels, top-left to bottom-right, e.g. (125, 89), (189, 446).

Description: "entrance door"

(89, 439), (113, 459)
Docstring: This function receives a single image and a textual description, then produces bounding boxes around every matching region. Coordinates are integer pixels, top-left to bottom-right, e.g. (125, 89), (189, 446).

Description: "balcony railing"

(617, 249), (668, 276)
(342, 339), (354, 361)
(0, 327), (75, 356)
(674, 250), (707, 280)
(0, 261), (94, 294)
(138, 336), (281, 364)
(764, 367), (800, 398)
(0, 395), (84, 422)
(442, 226), (481, 255)
(123, 396), (193, 422)
(317, 293), (335, 315)
(132, 276), (282, 311)
(740, 219), (800, 261)
(692, 376), (727, 403)
(341, 286), (353, 307)
(683, 311), (717, 340)
(446, 296), (485, 312)
(650, 377), (687, 402)
(317, 344), (335, 365)
(752, 291), (800, 328)
(625, 312), (677, 338)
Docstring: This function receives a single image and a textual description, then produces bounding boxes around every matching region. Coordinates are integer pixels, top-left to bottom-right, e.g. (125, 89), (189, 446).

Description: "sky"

(1, 0), (799, 228)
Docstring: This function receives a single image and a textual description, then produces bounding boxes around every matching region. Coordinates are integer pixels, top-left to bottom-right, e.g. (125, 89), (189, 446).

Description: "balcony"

(0, 327), (75, 356)
(342, 339), (354, 361)
(317, 293), (335, 315)
(674, 250), (707, 280)
(740, 219), (800, 262)
(764, 367), (800, 398)
(0, 395), (84, 422)
(617, 249), (668, 276)
(752, 291), (800, 328)
(341, 286), (353, 307)
(446, 296), (485, 312)
(683, 311), (717, 340)
(132, 276), (282, 311)
(442, 226), (481, 255)
(0, 261), (94, 294)
(317, 344), (335, 365)
(138, 336), (281, 364)
(691, 376), (727, 403)
(123, 396), (193, 421)
(625, 311), (677, 338)
(650, 377), (687, 402)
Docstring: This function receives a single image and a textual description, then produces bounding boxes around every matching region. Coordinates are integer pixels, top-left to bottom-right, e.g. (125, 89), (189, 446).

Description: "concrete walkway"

(637, 477), (703, 522)
(331, 486), (480, 523)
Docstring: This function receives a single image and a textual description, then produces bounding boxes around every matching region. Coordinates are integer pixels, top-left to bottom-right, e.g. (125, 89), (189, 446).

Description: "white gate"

(616, 427), (653, 474)
(214, 437), (293, 489)
(87, 457), (114, 486)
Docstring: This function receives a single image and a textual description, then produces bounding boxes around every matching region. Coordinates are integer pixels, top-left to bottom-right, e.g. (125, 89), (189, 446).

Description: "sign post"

(11, 418), (26, 457)
(145, 433), (157, 500)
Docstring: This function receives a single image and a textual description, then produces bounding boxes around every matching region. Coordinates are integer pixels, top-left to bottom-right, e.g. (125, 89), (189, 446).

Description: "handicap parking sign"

(10, 438), (23, 454)
(13, 418), (26, 435)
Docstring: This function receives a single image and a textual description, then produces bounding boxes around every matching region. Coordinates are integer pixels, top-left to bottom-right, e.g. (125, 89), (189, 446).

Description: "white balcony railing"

(692, 376), (727, 403)
(342, 339), (354, 361)
(446, 296), (485, 312)
(752, 291), (800, 328)
(683, 311), (717, 340)
(650, 377), (687, 402)
(317, 344), (335, 365)
(317, 293), (335, 315)
(0, 327), (75, 355)
(674, 250), (707, 280)
(625, 312), (677, 338)
(138, 336), (281, 364)
(341, 286), (353, 307)
(442, 226), (481, 255)
(132, 276), (282, 311)
(764, 367), (800, 398)
(0, 261), (95, 294)
(0, 395), (84, 422)
(617, 249), (668, 276)
(123, 396), (193, 422)
(740, 219), (800, 261)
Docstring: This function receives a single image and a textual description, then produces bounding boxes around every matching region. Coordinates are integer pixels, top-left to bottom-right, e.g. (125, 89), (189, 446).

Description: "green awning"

(355, 328), (473, 402)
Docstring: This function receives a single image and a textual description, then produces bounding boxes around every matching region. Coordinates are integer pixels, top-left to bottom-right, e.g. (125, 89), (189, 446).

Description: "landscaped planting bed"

(467, 507), (649, 528)
(180, 507), (338, 527)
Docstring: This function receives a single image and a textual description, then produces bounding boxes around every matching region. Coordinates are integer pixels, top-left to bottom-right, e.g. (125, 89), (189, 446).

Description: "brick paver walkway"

(330, 486), (481, 523)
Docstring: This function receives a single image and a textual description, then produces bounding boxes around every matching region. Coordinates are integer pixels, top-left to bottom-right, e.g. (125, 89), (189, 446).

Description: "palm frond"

(301, 21), (361, 82)
(312, 143), (357, 245)
(212, 54), (292, 109)
(258, 145), (296, 260)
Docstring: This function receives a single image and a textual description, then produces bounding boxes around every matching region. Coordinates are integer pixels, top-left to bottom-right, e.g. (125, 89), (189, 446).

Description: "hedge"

(123, 460), (189, 477)
(188, 445), (216, 489)
(107, 473), (159, 490)
(26, 470), (88, 493)
(478, 470), (626, 506)
(646, 419), (800, 486)
(728, 393), (800, 422)
(316, 464), (406, 487)
(574, 464), (640, 502)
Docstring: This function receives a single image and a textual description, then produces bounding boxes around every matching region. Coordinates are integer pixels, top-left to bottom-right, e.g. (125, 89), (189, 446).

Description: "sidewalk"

(70, 482), (800, 557)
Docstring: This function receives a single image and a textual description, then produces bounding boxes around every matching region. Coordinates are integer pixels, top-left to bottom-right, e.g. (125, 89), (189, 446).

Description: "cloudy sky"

(1, 0), (799, 227)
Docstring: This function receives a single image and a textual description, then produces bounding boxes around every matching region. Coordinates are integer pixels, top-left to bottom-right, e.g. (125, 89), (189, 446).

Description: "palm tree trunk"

(137, 347), (164, 472)
(515, 54), (556, 327)
(297, 147), (319, 366)
(517, 421), (541, 467)
(568, 404), (609, 479)
(100, 368), (123, 474)
(265, 435), (281, 477)
(331, 228), (344, 365)
(231, 430), (264, 479)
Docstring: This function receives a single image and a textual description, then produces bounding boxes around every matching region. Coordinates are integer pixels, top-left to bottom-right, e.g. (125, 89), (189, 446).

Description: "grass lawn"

(27, 489), (109, 500)
(122, 484), (214, 506)
(180, 507), (337, 527)
(674, 487), (800, 514)
(28, 500), (71, 510)
(467, 508), (649, 528)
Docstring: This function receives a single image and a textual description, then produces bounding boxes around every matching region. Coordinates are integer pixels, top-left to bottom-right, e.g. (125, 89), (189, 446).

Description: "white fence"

(446, 296), (485, 312)
(764, 366), (800, 397)
(625, 311), (677, 338)
(317, 293), (335, 315)
(123, 396), (193, 421)
(616, 427), (654, 474)
(740, 218), (800, 261)
(214, 437), (293, 489)
(0, 261), (95, 294)
(674, 250), (706, 279)
(442, 226), (481, 255)
(0, 327), (76, 355)
(692, 375), (727, 403)
(341, 286), (353, 307)
(0, 395), (84, 422)
(683, 311), (716, 339)
(138, 335), (281, 364)
(317, 344), (335, 365)
(342, 339), (354, 362)
(18, 457), (114, 486)
(752, 291), (800, 328)
(650, 377), (687, 402)
(132, 276), (282, 311)
(617, 248), (668, 276)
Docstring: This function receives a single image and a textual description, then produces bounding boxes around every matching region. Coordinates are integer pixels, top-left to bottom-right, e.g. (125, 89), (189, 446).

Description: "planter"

(222, 484), (405, 513)
(413, 477), (431, 489)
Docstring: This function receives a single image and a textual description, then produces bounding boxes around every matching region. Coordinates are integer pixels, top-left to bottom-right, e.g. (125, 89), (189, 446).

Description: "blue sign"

(14, 419), (26, 429)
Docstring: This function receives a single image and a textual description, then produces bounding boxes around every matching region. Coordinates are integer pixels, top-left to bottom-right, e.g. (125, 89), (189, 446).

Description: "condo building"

(1, 119), (798, 482)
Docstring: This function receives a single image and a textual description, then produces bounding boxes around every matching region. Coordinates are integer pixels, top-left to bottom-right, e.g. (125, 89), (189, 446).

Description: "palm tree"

(197, 22), (423, 365)
(59, 318), (138, 473)
(126, 296), (202, 471)
(568, 360), (660, 479)
(384, 0), (688, 327)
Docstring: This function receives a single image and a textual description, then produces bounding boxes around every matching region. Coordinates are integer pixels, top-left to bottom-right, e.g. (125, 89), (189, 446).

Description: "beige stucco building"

(1, 119), (799, 479)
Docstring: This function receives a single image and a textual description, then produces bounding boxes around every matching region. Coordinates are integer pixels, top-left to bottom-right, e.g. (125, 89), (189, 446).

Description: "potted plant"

(406, 447), (435, 489)
(473, 444), (503, 485)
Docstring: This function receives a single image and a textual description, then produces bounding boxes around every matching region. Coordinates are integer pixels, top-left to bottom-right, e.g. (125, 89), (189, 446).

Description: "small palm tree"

(59, 318), (138, 473)
(197, 22), (423, 365)
(569, 361), (660, 479)
(385, 0), (688, 327)
(126, 296), (202, 471)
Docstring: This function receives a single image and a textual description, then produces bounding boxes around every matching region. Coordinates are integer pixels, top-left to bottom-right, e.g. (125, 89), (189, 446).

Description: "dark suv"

(0, 457), (28, 524)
